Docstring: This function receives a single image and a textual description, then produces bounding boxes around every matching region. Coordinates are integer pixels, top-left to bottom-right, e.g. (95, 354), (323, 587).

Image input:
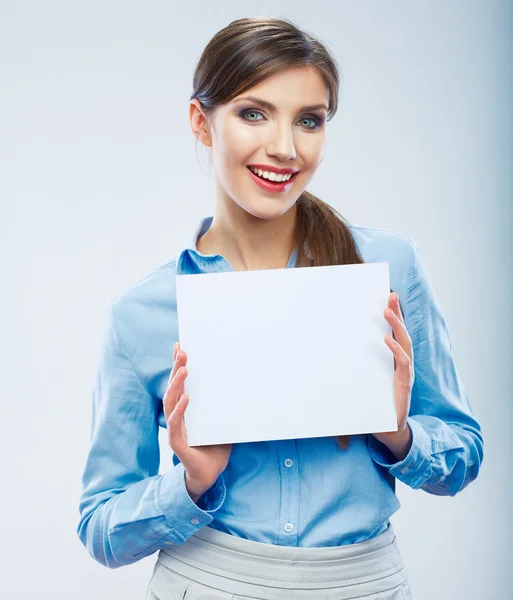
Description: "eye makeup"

(238, 107), (325, 131)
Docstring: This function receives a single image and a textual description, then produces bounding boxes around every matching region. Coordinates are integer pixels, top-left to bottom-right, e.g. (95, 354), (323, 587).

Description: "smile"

(246, 166), (299, 193)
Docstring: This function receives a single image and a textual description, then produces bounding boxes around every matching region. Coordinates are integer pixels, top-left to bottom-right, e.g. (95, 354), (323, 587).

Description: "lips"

(246, 166), (298, 192)
(246, 164), (299, 175)
(247, 166), (298, 182)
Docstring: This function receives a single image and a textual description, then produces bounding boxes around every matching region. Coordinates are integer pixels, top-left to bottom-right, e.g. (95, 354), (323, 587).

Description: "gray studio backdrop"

(2, 1), (511, 598)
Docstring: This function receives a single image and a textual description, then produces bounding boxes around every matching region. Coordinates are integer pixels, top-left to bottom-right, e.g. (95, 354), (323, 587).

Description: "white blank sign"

(176, 262), (396, 447)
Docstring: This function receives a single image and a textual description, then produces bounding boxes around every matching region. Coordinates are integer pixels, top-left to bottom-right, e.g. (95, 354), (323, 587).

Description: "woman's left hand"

(371, 292), (415, 460)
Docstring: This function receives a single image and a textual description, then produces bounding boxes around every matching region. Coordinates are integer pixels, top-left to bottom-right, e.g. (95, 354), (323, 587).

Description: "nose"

(266, 121), (297, 162)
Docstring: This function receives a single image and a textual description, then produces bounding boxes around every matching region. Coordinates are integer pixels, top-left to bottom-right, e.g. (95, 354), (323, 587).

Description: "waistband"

(158, 522), (406, 593)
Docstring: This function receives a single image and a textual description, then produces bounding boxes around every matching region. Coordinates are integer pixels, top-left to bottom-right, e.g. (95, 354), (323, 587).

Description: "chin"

(239, 201), (296, 221)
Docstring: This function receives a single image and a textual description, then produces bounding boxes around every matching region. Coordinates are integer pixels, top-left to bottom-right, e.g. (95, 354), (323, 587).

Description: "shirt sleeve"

(367, 240), (484, 495)
(76, 302), (227, 568)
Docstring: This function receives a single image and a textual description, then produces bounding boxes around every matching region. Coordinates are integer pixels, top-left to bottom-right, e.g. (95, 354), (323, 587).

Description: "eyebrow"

(233, 95), (328, 113)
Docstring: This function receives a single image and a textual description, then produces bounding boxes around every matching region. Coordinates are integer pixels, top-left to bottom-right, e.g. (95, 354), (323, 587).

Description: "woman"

(77, 16), (484, 599)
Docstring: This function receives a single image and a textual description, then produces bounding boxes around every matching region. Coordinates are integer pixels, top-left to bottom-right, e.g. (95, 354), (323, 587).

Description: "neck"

(197, 202), (298, 271)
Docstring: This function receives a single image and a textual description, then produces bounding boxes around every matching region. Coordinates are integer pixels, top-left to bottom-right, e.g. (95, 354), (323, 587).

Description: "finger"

(167, 347), (188, 400)
(385, 334), (411, 368)
(389, 293), (404, 323)
(168, 394), (189, 453)
(176, 349), (187, 398)
(177, 372), (185, 405)
(163, 366), (188, 421)
(385, 334), (397, 370)
(169, 343), (184, 382)
(384, 304), (412, 357)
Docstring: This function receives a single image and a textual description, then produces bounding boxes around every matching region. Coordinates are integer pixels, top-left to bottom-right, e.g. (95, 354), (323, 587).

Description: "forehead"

(232, 66), (329, 109)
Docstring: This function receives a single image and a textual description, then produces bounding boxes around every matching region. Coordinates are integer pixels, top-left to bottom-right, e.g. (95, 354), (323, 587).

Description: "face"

(190, 65), (329, 221)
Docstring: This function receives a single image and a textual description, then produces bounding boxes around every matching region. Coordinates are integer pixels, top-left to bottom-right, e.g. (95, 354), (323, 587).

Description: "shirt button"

(284, 458), (294, 468)
(190, 518), (200, 525)
(284, 523), (294, 532)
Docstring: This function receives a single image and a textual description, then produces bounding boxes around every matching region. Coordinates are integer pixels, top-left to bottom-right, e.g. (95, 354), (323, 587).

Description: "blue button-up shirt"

(77, 215), (484, 568)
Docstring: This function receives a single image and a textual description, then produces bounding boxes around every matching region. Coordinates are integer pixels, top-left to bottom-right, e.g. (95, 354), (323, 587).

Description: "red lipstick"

(247, 164), (299, 175)
(247, 166), (299, 193)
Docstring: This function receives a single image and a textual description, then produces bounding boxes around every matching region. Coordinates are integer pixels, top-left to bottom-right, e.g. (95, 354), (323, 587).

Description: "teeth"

(249, 166), (293, 182)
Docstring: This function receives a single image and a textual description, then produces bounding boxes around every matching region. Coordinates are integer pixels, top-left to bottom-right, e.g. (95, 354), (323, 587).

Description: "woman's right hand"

(164, 342), (232, 500)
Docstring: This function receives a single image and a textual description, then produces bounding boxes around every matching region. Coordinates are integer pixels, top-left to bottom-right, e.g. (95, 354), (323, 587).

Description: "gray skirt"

(146, 522), (412, 600)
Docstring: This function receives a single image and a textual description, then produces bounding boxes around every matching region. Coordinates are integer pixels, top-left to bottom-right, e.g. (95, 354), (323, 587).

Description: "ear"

(189, 99), (212, 147)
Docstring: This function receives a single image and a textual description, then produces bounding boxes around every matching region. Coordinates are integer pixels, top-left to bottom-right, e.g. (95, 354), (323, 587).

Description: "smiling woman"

(189, 64), (334, 234)
(76, 14), (483, 600)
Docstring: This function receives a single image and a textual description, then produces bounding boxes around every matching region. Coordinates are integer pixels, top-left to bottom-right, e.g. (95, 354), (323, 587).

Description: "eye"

(240, 109), (264, 122)
(239, 109), (324, 131)
(240, 108), (262, 121)
(299, 116), (323, 131)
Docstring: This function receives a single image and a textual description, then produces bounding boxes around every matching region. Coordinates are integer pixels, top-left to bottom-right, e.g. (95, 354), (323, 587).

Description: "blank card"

(176, 262), (396, 447)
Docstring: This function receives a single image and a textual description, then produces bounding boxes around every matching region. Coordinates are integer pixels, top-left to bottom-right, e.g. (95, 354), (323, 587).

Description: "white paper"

(176, 262), (397, 446)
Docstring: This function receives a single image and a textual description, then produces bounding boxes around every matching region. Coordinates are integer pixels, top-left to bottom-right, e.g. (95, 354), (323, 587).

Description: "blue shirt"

(77, 215), (484, 568)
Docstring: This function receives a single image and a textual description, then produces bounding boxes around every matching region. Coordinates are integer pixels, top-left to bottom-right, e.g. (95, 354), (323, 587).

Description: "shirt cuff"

(367, 417), (433, 489)
(157, 461), (227, 542)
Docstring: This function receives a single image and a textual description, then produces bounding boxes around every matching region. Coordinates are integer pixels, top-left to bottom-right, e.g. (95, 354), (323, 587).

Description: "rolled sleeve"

(158, 461), (227, 542)
(367, 417), (433, 489)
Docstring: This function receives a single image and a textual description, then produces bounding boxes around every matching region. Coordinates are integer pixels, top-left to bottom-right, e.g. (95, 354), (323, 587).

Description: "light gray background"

(2, 1), (511, 598)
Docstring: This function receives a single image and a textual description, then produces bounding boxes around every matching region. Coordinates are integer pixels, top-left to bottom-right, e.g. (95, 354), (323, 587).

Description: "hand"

(371, 292), (415, 459)
(164, 342), (232, 499)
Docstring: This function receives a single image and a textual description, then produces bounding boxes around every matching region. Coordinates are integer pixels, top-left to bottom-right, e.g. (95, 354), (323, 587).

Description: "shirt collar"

(176, 215), (306, 275)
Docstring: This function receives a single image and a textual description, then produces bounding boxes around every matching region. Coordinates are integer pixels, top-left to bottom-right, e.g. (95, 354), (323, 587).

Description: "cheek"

(298, 136), (325, 167)
(218, 123), (262, 165)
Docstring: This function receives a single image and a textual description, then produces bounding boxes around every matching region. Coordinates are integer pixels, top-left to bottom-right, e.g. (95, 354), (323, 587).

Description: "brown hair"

(190, 16), (403, 450)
